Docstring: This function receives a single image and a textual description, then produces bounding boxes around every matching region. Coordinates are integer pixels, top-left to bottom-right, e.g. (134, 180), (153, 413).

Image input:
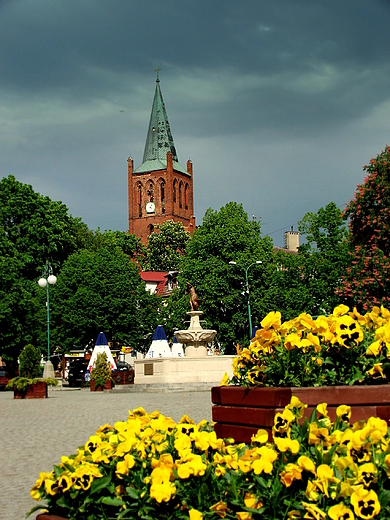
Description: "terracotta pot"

(90, 379), (112, 391)
(211, 385), (390, 443)
(13, 381), (48, 399)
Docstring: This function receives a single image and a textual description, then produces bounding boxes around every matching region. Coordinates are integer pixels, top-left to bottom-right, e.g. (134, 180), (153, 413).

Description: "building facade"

(127, 74), (195, 243)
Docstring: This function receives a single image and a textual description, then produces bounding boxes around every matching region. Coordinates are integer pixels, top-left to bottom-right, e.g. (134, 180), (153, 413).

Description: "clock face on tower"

(146, 202), (155, 214)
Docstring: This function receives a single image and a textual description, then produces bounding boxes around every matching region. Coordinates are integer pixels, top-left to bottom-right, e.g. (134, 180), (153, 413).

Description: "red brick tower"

(128, 72), (195, 244)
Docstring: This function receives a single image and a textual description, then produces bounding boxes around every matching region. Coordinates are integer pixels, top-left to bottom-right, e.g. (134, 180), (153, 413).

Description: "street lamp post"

(229, 260), (262, 339)
(38, 262), (57, 375)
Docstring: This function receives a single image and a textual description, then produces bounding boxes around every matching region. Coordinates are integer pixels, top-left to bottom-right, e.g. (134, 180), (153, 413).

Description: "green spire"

(134, 70), (188, 175)
(142, 78), (178, 163)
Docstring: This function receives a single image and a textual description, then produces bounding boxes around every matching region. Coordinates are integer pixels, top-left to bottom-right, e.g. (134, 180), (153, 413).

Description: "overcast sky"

(1, 0), (389, 246)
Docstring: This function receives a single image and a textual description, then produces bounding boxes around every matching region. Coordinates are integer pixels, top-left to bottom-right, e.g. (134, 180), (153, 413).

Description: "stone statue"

(186, 282), (201, 311)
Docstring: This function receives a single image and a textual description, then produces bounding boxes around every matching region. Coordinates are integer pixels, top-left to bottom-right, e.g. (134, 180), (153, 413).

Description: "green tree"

(337, 145), (390, 310)
(297, 202), (349, 314)
(51, 247), (159, 353)
(144, 220), (190, 271)
(179, 202), (274, 352)
(0, 176), (91, 366)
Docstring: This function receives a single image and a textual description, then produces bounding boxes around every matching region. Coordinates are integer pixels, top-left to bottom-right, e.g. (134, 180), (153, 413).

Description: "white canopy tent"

(87, 332), (117, 371)
(145, 325), (171, 358)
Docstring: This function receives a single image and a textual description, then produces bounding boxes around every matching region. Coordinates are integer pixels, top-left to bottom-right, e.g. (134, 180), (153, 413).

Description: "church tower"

(127, 70), (195, 244)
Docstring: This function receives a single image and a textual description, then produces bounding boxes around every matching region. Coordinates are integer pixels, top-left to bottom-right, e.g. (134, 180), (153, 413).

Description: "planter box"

(36, 514), (67, 520)
(112, 369), (134, 385)
(13, 381), (48, 399)
(211, 385), (390, 443)
(90, 379), (112, 391)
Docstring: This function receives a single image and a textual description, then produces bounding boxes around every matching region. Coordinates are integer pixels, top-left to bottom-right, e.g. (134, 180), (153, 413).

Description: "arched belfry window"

(173, 179), (177, 203)
(137, 183), (142, 217)
(185, 183), (189, 209)
(148, 224), (154, 236)
(160, 181), (165, 214)
(179, 181), (183, 209)
(147, 181), (154, 202)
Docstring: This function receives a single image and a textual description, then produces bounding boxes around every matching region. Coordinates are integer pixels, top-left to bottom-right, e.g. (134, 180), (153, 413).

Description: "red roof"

(140, 271), (169, 296)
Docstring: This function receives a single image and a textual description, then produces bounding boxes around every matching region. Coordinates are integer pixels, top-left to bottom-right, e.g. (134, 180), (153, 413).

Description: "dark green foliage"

(51, 247), (159, 354)
(180, 202), (274, 352)
(0, 176), (92, 365)
(263, 202), (349, 319)
(18, 344), (41, 378)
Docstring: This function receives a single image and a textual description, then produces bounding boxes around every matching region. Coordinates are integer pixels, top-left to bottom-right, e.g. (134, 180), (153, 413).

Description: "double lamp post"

(38, 262), (57, 375)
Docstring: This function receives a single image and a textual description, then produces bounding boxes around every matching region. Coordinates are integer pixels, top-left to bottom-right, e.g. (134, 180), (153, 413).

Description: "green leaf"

(90, 475), (112, 495)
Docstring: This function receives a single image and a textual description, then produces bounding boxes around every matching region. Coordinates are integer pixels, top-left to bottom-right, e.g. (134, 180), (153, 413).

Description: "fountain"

(174, 311), (217, 357)
(133, 285), (235, 387)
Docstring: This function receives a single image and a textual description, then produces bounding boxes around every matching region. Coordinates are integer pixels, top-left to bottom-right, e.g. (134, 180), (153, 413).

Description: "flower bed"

(29, 400), (390, 519)
(229, 305), (390, 388)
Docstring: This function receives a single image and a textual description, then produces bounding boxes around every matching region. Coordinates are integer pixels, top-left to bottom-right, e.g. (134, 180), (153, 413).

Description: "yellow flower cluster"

(229, 305), (390, 387)
(30, 397), (390, 520)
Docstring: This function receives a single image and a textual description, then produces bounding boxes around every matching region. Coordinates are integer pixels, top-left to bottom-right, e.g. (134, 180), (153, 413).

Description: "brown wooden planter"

(211, 385), (390, 444)
(36, 514), (67, 520)
(13, 381), (48, 399)
(112, 369), (135, 385)
(90, 379), (112, 391)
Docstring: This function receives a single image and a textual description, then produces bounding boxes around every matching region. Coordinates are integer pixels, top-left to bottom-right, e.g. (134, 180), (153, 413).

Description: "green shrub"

(90, 352), (113, 389)
(19, 344), (41, 378)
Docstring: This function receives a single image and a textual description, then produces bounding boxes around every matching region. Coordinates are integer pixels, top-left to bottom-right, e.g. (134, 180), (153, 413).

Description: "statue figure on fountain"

(174, 283), (217, 357)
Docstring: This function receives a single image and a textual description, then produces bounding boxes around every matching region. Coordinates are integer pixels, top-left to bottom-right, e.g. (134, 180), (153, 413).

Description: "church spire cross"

(155, 66), (161, 82)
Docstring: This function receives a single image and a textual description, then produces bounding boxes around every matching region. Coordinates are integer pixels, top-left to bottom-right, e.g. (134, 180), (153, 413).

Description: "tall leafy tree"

(51, 247), (159, 353)
(143, 220), (190, 271)
(337, 145), (390, 310)
(179, 202), (274, 352)
(297, 202), (349, 314)
(0, 176), (90, 365)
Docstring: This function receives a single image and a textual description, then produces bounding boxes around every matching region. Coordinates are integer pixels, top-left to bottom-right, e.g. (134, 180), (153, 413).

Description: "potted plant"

(7, 344), (57, 398)
(90, 352), (114, 391)
(212, 304), (390, 442)
(29, 400), (390, 519)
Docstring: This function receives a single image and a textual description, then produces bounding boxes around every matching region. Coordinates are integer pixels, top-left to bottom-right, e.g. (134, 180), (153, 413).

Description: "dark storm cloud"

(0, 0), (389, 245)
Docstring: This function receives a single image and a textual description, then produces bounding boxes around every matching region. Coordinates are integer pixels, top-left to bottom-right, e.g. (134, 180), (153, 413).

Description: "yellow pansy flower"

(301, 501), (326, 519)
(350, 488), (380, 519)
(261, 310), (282, 330)
(336, 405), (351, 423)
(210, 500), (230, 518)
(244, 492), (262, 509)
(328, 503), (354, 520)
(189, 509), (203, 520)
(220, 372), (230, 386)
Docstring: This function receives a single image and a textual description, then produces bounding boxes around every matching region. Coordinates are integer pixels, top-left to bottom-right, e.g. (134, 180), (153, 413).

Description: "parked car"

(68, 361), (85, 388)
(0, 369), (10, 390)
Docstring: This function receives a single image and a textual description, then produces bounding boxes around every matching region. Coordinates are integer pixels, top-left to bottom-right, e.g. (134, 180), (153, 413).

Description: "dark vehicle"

(68, 361), (85, 388)
(0, 369), (10, 390)
(116, 360), (131, 371)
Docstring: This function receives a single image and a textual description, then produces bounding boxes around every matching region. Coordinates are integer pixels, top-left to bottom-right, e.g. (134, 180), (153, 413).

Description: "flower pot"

(211, 385), (390, 443)
(90, 379), (112, 391)
(13, 381), (48, 399)
(36, 514), (68, 520)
